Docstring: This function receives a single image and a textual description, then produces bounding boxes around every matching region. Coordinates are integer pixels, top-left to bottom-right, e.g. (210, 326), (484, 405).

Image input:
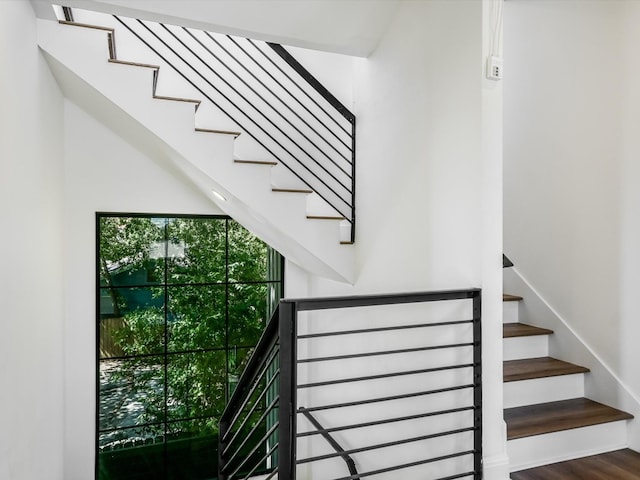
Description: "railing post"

(472, 292), (483, 479)
(278, 301), (297, 479)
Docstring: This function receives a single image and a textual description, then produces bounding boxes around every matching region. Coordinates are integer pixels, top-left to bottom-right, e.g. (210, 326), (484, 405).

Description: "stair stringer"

(37, 18), (355, 283)
(504, 267), (640, 452)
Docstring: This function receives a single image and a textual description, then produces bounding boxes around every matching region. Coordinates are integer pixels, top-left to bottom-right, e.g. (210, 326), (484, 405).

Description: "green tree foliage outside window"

(97, 215), (283, 480)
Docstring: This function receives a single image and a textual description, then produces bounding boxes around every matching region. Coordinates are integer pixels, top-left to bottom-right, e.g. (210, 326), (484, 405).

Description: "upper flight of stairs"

(502, 294), (638, 478)
(37, 14), (355, 283)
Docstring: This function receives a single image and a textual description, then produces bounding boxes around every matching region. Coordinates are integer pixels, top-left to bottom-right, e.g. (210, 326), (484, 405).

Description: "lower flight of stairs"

(502, 294), (640, 478)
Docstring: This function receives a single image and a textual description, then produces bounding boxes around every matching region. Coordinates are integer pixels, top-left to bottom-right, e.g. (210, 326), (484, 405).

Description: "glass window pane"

(166, 351), (227, 421)
(165, 420), (218, 480)
(166, 218), (226, 284)
(167, 285), (226, 352)
(99, 217), (165, 287)
(228, 283), (268, 347)
(97, 214), (283, 480)
(228, 220), (268, 282)
(99, 357), (165, 433)
(100, 287), (165, 358)
(98, 425), (165, 480)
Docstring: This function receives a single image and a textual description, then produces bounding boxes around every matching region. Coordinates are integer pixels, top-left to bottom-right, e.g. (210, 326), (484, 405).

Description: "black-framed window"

(96, 214), (283, 480)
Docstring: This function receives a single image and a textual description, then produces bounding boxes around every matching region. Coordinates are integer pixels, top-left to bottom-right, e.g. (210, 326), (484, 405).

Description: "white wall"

(618, 0), (640, 415)
(504, 0), (640, 446)
(288, 0), (505, 477)
(4, 0), (503, 477)
(62, 100), (223, 479)
(0, 1), (65, 479)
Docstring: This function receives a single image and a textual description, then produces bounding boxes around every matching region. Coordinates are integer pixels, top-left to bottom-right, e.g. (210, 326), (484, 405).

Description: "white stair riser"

(508, 420), (629, 472)
(504, 374), (585, 409)
(503, 335), (549, 361)
(503, 301), (519, 324)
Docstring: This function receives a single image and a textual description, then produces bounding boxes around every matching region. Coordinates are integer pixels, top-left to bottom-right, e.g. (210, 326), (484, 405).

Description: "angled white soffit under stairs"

(37, 17), (355, 283)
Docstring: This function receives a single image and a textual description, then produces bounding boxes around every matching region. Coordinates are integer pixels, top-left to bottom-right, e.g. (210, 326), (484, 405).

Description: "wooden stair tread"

(234, 159), (277, 166)
(59, 20), (113, 32)
(154, 95), (201, 105)
(503, 323), (553, 338)
(504, 294), (523, 302)
(195, 128), (241, 137)
(272, 188), (313, 194)
(504, 357), (589, 382)
(108, 59), (159, 69)
(505, 398), (633, 440)
(306, 215), (346, 221)
(511, 449), (640, 479)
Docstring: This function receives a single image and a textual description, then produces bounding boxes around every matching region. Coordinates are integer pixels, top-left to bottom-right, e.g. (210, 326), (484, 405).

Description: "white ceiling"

(31, 0), (401, 56)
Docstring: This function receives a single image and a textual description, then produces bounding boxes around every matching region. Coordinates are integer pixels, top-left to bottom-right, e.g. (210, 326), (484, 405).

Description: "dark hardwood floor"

(511, 449), (640, 479)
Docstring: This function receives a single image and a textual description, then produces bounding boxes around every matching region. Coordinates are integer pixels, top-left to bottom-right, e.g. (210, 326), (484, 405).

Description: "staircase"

(36, 9), (355, 283)
(502, 294), (640, 478)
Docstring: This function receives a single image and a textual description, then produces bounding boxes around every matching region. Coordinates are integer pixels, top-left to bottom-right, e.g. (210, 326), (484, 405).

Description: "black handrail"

(219, 289), (482, 480)
(267, 43), (355, 123)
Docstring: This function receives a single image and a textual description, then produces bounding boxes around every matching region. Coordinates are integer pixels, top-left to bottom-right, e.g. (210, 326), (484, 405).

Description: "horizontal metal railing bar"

(297, 363), (475, 389)
(297, 342), (474, 363)
(241, 442), (279, 480)
(297, 426), (476, 464)
(225, 420), (279, 475)
(297, 319), (474, 339)
(223, 393), (279, 457)
(267, 43), (355, 124)
(297, 406), (476, 438)
(195, 30), (353, 169)
(333, 449), (477, 480)
(223, 394), (279, 458)
(254, 39), (352, 136)
(296, 383), (476, 414)
(227, 423), (280, 478)
(113, 17), (353, 223)
(227, 36), (353, 156)
(170, 25), (353, 179)
(286, 288), (481, 312)
(150, 22), (353, 198)
(222, 346), (280, 442)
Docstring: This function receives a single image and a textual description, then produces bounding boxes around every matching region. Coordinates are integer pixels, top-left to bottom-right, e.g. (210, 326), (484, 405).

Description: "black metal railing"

(108, 15), (356, 242)
(219, 290), (482, 480)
